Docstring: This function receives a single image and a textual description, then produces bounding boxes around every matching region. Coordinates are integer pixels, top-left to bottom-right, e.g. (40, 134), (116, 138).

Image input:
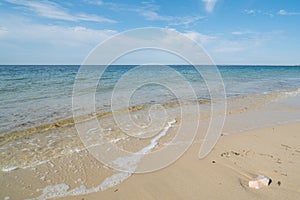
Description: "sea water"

(1, 65), (300, 172)
(1, 65), (300, 135)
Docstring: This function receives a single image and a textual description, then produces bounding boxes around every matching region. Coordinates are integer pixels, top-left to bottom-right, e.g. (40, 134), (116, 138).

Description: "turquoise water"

(1, 65), (300, 134)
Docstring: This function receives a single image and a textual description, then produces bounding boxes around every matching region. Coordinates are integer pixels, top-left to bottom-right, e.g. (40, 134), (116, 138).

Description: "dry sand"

(1, 120), (300, 200)
(72, 122), (300, 200)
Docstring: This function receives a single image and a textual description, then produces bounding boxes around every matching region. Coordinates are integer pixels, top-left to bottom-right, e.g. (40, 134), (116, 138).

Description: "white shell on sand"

(248, 175), (271, 189)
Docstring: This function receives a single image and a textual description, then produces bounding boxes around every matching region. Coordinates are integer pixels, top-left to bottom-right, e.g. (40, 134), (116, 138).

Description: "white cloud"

(140, 10), (171, 21)
(0, 17), (287, 65)
(0, 26), (8, 36)
(278, 9), (287, 15)
(2, 23), (116, 46)
(105, 1), (203, 26)
(231, 31), (253, 35)
(244, 9), (261, 15)
(182, 30), (281, 55)
(278, 9), (300, 16)
(183, 31), (216, 44)
(84, 0), (103, 6)
(139, 9), (203, 26)
(244, 9), (300, 17)
(180, 30), (289, 64)
(231, 31), (245, 35)
(140, 10), (203, 26)
(75, 13), (114, 22)
(183, 31), (249, 53)
(5, 0), (116, 23)
(79, 28), (218, 65)
(0, 16), (117, 64)
(169, 16), (205, 26)
(213, 40), (257, 52)
(202, 0), (218, 12)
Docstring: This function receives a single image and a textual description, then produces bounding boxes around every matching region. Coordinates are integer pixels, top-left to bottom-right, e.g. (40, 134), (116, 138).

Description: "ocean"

(1, 65), (300, 172)
(1, 65), (300, 135)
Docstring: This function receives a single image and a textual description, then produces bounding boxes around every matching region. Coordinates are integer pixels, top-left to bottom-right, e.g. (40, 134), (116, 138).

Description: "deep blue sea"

(1, 65), (300, 134)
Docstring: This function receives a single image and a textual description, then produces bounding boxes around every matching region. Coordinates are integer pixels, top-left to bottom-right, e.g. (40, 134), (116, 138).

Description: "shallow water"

(1, 65), (300, 172)
(1, 65), (300, 134)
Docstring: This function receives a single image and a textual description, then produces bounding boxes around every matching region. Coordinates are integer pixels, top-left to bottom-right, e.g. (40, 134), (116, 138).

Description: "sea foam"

(28, 119), (176, 200)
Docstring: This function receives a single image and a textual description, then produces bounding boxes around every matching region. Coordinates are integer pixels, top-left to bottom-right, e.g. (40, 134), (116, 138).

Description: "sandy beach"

(1, 0), (300, 199)
(81, 122), (300, 200)
(1, 105), (300, 200)
(1, 65), (300, 200)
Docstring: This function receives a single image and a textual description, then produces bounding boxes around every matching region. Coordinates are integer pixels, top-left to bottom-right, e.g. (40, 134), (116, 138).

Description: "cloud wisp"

(0, 15), (117, 64)
(278, 9), (300, 16)
(244, 9), (300, 17)
(183, 30), (282, 53)
(84, 0), (103, 6)
(202, 0), (218, 12)
(140, 10), (204, 26)
(244, 9), (274, 17)
(105, 1), (204, 26)
(5, 0), (117, 23)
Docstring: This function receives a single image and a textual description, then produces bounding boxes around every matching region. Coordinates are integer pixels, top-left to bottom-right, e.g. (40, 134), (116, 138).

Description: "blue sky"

(0, 0), (299, 65)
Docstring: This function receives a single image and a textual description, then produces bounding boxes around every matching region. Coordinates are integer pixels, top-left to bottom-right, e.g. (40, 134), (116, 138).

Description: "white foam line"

(271, 88), (300, 103)
(110, 136), (129, 144)
(2, 159), (51, 172)
(97, 171), (131, 190)
(28, 119), (176, 200)
(26, 172), (131, 200)
(140, 119), (176, 154)
(2, 166), (19, 172)
(90, 119), (176, 191)
(111, 119), (176, 171)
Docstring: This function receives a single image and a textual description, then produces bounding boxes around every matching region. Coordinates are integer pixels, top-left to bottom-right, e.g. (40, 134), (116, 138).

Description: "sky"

(0, 0), (299, 65)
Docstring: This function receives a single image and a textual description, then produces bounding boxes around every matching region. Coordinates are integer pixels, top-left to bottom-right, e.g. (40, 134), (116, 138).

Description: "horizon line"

(1, 64), (299, 66)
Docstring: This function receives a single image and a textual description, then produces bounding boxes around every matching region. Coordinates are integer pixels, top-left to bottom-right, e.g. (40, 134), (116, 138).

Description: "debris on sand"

(248, 175), (272, 189)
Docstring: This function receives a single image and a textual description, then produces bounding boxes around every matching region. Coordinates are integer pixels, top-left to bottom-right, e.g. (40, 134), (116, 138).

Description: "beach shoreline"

(1, 112), (300, 199)
(1, 65), (300, 199)
(1, 0), (300, 198)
